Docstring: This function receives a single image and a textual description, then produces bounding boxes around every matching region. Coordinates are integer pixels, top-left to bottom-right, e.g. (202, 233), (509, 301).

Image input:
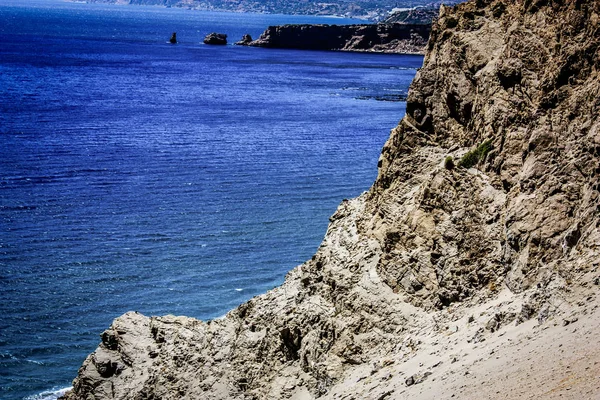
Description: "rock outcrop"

(248, 23), (431, 54)
(63, 0), (600, 399)
(203, 32), (228, 45)
(235, 34), (253, 46)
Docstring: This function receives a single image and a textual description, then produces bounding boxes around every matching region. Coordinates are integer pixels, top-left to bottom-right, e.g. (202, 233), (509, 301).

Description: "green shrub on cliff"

(458, 139), (493, 169)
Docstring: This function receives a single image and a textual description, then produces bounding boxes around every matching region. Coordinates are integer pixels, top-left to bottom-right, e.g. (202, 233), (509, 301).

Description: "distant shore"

(66, 0), (442, 22)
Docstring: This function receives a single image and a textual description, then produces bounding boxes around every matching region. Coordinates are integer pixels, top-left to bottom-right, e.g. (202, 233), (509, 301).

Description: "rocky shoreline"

(241, 23), (431, 54)
(62, 0), (600, 399)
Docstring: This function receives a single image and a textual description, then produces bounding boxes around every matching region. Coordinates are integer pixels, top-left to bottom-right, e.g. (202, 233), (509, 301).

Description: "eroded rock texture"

(375, 0), (600, 303)
(63, 0), (599, 399)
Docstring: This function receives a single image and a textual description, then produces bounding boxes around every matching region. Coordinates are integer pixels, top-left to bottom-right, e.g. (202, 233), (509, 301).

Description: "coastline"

(65, 0), (383, 21)
(61, 0), (600, 398)
(25, 387), (72, 400)
(0, 2), (424, 398)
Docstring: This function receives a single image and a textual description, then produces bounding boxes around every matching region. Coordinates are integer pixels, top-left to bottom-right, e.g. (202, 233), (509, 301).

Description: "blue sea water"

(0, 1), (423, 398)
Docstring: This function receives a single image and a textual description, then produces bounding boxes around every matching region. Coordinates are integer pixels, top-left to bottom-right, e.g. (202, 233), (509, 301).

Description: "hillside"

(62, 0), (600, 398)
(382, 6), (439, 24)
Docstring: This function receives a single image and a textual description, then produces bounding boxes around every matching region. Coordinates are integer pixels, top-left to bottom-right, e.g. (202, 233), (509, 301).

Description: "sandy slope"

(323, 277), (600, 399)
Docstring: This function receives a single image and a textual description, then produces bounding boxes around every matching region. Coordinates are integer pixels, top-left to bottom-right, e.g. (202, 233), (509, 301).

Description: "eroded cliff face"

(372, 0), (599, 306)
(63, 0), (599, 399)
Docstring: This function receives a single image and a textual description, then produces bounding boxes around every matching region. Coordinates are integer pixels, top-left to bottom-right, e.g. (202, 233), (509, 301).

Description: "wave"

(25, 359), (45, 365)
(24, 387), (72, 400)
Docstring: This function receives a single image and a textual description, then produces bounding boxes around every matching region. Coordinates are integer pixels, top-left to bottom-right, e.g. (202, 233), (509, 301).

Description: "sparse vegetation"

(457, 139), (493, 169)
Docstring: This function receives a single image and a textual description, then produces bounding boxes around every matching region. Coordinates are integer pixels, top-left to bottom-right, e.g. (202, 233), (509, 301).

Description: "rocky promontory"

(63, 0), (600, 399)
(243, 23), (431, 54)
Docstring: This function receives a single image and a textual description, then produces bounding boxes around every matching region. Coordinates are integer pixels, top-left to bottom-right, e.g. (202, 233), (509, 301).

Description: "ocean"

(0, 1), (423, 398)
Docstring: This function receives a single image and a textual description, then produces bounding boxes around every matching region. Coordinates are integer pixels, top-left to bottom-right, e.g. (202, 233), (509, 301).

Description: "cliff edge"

(63, 0), (600, 398)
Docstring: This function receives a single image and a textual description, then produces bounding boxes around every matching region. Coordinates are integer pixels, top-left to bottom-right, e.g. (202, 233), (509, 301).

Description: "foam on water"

(24, 387), (72, 400)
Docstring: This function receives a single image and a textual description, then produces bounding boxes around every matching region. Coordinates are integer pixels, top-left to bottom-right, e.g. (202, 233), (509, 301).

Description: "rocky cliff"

(63, 0), (600, 399)
(245, 23), (431, 54)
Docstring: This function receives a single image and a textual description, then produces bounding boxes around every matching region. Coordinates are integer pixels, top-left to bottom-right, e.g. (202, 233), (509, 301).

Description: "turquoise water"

(0, 1), (422, 398)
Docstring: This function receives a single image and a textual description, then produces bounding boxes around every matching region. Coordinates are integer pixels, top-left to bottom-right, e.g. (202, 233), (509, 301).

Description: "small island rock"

(234, 34), (253, 46)
(169, 32), (177, 44)
(203, 33), (227, 45)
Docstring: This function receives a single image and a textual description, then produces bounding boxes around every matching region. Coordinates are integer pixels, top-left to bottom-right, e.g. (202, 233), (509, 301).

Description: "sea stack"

(169, 32), (177, 44)
(234, 34), (253, 46)
(203, 32), (227, 45)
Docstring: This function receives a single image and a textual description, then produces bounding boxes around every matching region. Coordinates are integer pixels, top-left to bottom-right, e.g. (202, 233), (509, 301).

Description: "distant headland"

(71, 0), (453, 22)
(239, 23), (431, 55)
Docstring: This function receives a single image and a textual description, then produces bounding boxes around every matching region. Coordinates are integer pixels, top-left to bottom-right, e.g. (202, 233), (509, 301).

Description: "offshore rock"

(63, 0), (600, 399)
(235, 34), (253, 46)
(248, 23), (431, 54)
(203, 32), (227, 45)
(169, 32), (177, 44)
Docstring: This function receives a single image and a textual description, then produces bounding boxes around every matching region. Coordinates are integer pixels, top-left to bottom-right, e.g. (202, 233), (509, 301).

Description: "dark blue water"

(0, 1), (422, 398)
